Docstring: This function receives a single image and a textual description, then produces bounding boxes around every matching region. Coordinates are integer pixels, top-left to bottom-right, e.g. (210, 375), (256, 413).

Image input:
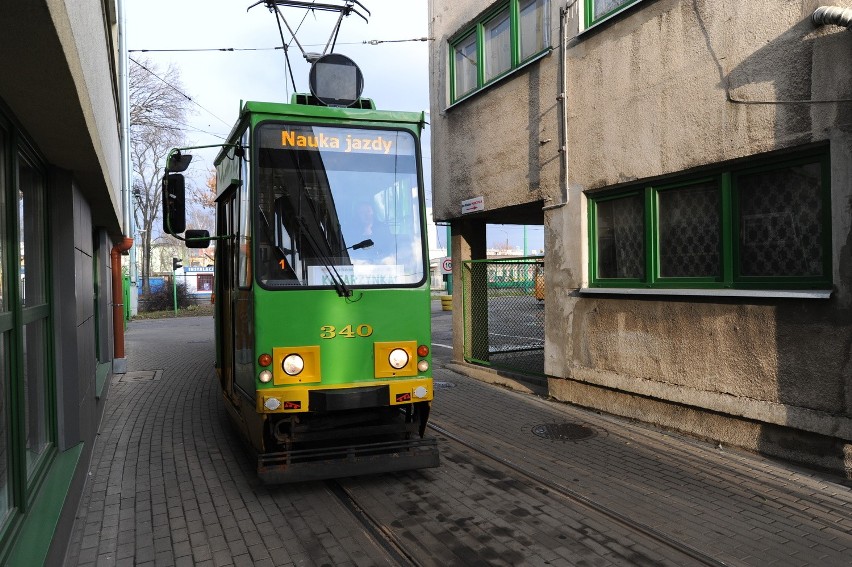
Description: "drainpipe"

(112, 0), (134, 373)
(118, 0), (138, 316)
(812, 6), (852, 28)
(544, 4), (571, 211)
(111, 237), (134, 373)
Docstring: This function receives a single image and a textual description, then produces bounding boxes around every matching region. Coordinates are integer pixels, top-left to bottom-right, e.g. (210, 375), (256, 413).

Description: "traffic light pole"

(172, 257), (182, 315)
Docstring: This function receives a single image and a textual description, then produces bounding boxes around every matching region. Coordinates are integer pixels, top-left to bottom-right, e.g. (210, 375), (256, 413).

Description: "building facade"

(0, 1), (125, 563)
(429, 0), (852, 476)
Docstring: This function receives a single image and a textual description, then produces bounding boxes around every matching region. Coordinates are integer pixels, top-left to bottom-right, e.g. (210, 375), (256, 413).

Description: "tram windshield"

(255, 123), (425, 289)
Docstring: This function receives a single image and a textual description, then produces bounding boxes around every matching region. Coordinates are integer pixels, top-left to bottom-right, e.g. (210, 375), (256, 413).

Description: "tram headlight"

(259, 370), (273, 383)
(282, 354), (305, 376)
(388, 348), (409, 369)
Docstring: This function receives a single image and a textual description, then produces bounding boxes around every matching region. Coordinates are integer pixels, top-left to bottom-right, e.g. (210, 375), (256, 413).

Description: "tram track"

(326, 479), (424, 567)
(428, 420), (733, 567)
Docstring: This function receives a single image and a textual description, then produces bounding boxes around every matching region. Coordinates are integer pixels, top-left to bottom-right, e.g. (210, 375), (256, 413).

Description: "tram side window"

(237, 134), (252, 288)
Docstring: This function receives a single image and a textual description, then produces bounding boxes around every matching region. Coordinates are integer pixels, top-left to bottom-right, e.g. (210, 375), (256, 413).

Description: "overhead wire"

(129, 57), (232, 129)
(128, 38), (431, 53)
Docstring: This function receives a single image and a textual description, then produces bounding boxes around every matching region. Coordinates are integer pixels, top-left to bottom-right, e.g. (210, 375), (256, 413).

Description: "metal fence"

(461, 257), (545, 377)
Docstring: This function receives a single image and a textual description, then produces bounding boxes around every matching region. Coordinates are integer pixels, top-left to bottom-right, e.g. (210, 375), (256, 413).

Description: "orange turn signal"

(258, 353), (273, 367)
(417, 345), (429, 357)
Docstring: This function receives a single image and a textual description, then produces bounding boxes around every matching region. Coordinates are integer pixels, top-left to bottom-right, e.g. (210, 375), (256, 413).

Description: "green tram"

(168, 92), (439, 482)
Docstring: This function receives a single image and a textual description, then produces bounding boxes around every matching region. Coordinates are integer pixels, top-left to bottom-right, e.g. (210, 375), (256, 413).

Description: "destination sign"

(282, 130), (395, 154)
(260, 125), (416, 157)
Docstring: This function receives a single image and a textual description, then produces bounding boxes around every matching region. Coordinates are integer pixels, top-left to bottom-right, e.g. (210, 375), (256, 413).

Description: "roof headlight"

(388, 348), (409, 370)
(282, 354), (305, 376)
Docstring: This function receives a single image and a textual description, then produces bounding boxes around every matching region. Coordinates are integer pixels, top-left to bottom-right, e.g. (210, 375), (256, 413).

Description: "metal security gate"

(461, 257), (544, 376)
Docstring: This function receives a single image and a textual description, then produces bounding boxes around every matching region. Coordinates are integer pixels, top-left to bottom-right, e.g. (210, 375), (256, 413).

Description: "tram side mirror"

(162, 173), (186, 234)
(185, 229), (211, 249)
(167, 150), (193, 173)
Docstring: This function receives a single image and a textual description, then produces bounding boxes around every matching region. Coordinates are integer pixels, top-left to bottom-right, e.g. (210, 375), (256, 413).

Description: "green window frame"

(584, 0), (643, 29)
(449, 0), (550, 104)
(588, 149), (832, 290)
(0, 117), (57, 553)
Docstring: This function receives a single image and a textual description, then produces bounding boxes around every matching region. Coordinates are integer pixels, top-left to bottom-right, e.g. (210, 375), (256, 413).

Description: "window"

(197, 274), (214, 292)
(484, 8), (511, 82)
(585, 0), (642, 28)
(255, 123), (426, 290)
(17, 152), (51, 478)
(519, 0), (548, 59)
(453, 33), (478, 99)
(0, 118), (56, 537)
(238, 130), (252, 288)
(0, 130), (8, 519)
(449, 0), (550, 103)
(588, 150), (831, 290)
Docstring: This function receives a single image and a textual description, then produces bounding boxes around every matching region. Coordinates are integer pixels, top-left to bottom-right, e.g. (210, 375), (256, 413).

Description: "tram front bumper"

(257, 436), (439, 483)
(256, 378), (433, 413)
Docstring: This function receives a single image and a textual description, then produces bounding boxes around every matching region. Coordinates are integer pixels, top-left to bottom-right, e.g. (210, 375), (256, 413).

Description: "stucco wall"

(428, 0), (563, 222)
(545, 0), (852, 451)
(429, 0), (852, 473)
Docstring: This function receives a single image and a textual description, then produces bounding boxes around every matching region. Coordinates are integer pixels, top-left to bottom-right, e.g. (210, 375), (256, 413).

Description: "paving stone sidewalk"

(63, 313), (852, 566)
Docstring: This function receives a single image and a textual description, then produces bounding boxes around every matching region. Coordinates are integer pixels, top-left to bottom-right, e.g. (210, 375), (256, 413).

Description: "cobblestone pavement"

(64, 308), (852, 566)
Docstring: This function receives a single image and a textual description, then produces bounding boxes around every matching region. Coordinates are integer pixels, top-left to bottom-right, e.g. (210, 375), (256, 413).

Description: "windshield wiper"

(295, 215), (353, 298)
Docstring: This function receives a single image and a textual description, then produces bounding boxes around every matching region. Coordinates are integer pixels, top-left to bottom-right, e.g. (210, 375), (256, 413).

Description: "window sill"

(445, 49), (552, 111)
(580, 287), (832, 299)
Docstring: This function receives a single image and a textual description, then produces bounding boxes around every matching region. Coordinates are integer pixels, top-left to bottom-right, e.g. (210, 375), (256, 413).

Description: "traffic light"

(172, 257), (182, 271)
(162, 173), (186, 234)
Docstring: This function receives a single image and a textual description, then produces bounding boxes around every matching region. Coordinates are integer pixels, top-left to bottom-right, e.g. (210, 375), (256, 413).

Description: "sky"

(125, 0), (543, 254)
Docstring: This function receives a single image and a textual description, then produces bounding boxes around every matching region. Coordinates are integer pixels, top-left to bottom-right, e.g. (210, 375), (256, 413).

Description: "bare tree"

(185, 170), (217, 265)
(129, 57), (190, 293)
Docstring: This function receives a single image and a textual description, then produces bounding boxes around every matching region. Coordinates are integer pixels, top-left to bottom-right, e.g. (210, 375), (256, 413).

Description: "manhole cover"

(119, 370), (163, 383)
(532, 423), (596, 442)
(434, 381), (456, 389)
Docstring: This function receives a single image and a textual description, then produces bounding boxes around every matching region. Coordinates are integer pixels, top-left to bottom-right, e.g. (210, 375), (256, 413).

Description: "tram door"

(216, 188), (237, 401)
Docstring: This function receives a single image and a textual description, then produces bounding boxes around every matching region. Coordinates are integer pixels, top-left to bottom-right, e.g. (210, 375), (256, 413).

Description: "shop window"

(197, 274), (214, 292)
(0, 131), (8, 519)
(588, 149), (831, 290)
(17, 152), (51, 479)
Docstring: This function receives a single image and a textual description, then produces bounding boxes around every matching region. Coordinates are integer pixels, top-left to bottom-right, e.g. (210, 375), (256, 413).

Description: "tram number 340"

(320, 324), (374, 339)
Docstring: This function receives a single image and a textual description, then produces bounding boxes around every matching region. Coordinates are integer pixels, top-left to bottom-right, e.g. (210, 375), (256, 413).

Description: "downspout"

(111, 237), (134, 373)
(544, 4), (570, 211)
(812, 6), (852, 28)
(113, 0), (134, 373)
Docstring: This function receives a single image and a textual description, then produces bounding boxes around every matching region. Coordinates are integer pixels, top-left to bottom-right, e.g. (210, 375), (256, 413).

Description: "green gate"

(461, 257), (544, 377)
